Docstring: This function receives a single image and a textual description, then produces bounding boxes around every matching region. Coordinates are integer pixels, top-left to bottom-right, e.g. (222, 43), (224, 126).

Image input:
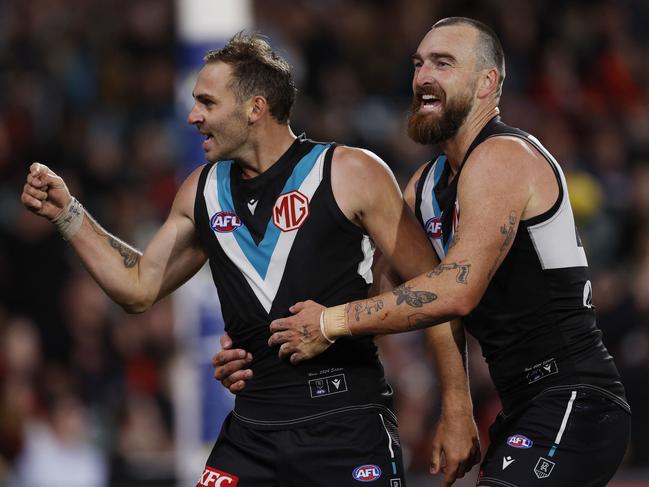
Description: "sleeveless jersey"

(415, 117), (628, 414)
(194, 136), (394, 428)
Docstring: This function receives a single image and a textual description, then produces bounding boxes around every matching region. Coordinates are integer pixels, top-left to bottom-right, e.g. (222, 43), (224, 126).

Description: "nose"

(413, 61), (435, 89)
(187, 103), (203, 125)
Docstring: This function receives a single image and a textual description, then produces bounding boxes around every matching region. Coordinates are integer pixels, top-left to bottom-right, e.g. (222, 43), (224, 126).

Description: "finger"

(21, 192), (43, 211)
(212, 349), (246, 367)
(430, 443), (441, 475)
(289, 352), (307, 364)
(442, 455), (460, 487)
(269, 318), (292, 333)
(214, 357), (249, 379)
(288, 301), (305, 313)
(278, 342), (297, 360)
(228, 380), (247, 393)
(220, 334), (233, 350)
(268, 331), (291, 347)
(23, 184), (48, 201)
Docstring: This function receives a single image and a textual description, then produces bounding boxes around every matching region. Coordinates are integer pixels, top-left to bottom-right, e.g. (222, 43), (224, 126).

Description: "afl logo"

(507, 434), (533, 449)
(210, 212), (242, 233)
(352, 465), (382, 482)
(273, 190), (309, 232)
(425, 216), (443, 239)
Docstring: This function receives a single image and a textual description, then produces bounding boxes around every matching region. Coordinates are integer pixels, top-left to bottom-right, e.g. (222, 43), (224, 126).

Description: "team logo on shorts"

(507, 434), (533, 449)
(425, 216), (443, 240)
(273, 190), (309, 231)
(210, 212), (242, 233)
(352, 464), (382, 482)
(534, 457), (555, 479)
(197, 466), (239, 487)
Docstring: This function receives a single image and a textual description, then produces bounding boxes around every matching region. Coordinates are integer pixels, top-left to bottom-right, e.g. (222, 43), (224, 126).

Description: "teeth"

(421, 94), (439, 101)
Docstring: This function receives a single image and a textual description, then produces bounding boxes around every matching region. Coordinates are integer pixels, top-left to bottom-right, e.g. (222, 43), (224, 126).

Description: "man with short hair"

(21, 32), (478, 487)
(267, 18), (631, 486)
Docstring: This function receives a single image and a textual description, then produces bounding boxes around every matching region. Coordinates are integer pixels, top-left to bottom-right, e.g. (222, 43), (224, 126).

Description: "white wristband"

(320, 311), (336, 344)
(52, 197), (84, 241)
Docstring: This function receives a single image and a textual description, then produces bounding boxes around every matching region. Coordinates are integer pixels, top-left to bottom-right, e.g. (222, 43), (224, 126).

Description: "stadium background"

(1, 0), (648, 485)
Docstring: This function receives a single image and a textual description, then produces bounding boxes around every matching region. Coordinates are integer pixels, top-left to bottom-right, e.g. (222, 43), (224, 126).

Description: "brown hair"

(204, 32), (296, 123)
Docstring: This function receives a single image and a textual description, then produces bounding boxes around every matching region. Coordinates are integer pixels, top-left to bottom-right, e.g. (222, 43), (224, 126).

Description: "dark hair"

(433, 17), (506, 96)
(204, 32), (296, 124)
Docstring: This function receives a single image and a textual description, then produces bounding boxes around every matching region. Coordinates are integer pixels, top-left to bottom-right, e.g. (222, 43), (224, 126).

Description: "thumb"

(220, 333), (232, 350)
(430, 443), (442, 475)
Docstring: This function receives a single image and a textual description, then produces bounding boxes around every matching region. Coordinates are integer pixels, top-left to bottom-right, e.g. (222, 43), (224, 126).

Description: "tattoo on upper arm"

(393, 284), (437, 308)
(426, 262), (471, 284)
(487, 211), (518, 280)
(353, 298), (384, 321)
(88, 215), (141, 269)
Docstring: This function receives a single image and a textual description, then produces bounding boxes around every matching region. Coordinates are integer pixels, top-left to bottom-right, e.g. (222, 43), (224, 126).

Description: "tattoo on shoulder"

(426, 262), (471, 284)
(353, 298), (384, 322)
(393, 284), (437, 308)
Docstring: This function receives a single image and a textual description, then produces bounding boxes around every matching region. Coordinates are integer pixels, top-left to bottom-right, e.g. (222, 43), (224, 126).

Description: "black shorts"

(477, 387), (630, 487)
(198, 411), (406, 487)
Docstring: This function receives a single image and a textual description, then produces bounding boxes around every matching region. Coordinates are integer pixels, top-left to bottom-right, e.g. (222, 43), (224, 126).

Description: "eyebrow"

(411, 51), (458, 63)
(192, 92), (215, 103)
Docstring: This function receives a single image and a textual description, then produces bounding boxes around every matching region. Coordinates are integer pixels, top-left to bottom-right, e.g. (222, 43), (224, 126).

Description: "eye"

(436, 60), (451, 68)
(413, 60), (422, 69)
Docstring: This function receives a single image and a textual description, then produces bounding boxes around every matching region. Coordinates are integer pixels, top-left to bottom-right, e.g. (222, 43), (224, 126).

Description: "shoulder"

(173, 164), (210, 220)
(331, 145), (396, 182)
(465, 135), (542, 176)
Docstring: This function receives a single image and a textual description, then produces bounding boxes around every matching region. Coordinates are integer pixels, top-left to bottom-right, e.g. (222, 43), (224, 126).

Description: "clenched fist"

(21, 163), (71, 220)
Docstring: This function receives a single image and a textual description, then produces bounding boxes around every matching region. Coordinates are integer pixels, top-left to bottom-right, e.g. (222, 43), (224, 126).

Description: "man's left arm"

(269, 138), (532, 355)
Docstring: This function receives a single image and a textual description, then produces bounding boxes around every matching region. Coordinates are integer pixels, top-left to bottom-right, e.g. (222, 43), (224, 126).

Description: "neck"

(440, 103), (500, 175)
(235, 124), (297, 179)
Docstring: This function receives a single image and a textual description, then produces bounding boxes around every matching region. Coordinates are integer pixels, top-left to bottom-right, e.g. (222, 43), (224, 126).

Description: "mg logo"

(273, 190), (309, 231)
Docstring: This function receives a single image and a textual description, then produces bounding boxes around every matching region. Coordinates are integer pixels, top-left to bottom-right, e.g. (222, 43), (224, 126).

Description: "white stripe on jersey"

(524, 134), (588, 270)
(203, 149), (327, 313)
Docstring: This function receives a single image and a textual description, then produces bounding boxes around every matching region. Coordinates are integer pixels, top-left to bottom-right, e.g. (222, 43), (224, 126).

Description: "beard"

(407, 90), (473, 145)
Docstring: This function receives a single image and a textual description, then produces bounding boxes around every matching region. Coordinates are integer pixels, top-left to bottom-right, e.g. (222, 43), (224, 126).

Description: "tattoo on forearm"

(426, 262), (471, 284)
(108, 236), (140, 268)
(488, 211), (518, 279)
(407, 312), (437, 330)
(88, 216), (141, 269)
(393, 284), (437, 308)
(353, 298), (384, 321)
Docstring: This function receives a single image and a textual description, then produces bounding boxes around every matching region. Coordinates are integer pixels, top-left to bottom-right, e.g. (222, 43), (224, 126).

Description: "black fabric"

(478, 387), (630, 487)
(201, 412), (407, 487)
(194, 137), (394, 428)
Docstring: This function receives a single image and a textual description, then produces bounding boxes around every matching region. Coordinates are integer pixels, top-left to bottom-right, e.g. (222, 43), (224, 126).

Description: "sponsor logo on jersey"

(352, 464), (382, 482)
(425, 216), (443, 240)
(389, 479), (402, 487)
(210, 212), (242, 233)
(308, 373), (348, 398)
(534, 457), (555, 479)
(197, 466), (239, 487)
(507, 434), (533, 449)
(273, 190), (309, 231)
(502, 456), (515, 470)
(525, 358), (559, 384)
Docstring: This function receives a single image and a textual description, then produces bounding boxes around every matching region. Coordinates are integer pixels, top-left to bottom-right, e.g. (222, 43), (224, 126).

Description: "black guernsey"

(415, 117), (629, 415)
(194, 136), (393, 428)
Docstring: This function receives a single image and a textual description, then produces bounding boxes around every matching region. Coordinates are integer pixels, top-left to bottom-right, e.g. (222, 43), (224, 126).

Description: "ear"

(477, 67), (499, 99)
(247, 96), (268, 124)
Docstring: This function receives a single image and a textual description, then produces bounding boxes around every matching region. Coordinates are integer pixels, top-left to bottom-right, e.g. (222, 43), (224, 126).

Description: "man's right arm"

(21, 162), (207, 312)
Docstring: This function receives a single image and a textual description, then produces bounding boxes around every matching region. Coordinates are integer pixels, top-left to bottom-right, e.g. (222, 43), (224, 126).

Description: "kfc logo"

(197, 467), (239, 487)
(273, 190), (309, 231)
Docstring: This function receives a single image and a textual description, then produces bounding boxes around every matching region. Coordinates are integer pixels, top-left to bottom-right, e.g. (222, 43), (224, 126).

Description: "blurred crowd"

(0, 0), (648, 485)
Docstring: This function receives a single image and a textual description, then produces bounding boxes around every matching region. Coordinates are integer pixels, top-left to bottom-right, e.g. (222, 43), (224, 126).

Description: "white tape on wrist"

(52, 197), (84, 241)
(321, 304), (351, 342)
(320, 311), (336, 344)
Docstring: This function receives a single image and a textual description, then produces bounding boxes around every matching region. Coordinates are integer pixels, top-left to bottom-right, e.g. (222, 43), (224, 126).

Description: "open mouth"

(419, 94), (442, 112)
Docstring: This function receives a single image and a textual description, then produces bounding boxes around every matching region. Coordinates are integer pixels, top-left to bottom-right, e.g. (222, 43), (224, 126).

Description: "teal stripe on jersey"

(216, 144), (329, 279)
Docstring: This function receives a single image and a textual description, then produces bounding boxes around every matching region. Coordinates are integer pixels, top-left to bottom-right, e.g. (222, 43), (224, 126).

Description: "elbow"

(119, 295), (154, 314)
(449, 292), (480, 318)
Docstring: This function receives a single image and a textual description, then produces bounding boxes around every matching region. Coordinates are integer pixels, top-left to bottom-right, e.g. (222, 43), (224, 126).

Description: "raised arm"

(21, 163), (207, 312)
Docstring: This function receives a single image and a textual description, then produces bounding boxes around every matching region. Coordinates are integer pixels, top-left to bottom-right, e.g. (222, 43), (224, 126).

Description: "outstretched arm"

(21, 163), (207, 312)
